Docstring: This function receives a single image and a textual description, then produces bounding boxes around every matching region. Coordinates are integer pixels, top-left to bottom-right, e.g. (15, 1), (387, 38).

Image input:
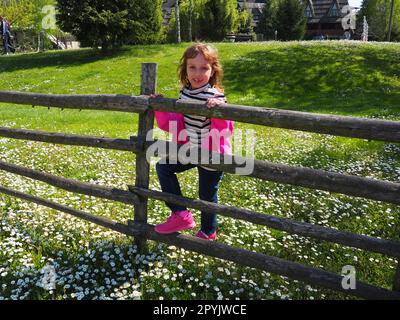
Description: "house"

(303, 0), (356, 39)
(239, 0), (355, 39)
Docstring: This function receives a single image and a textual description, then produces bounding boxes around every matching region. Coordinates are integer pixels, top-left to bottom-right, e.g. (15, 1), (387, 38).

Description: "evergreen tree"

(256, 0), (279, 40)
(56, 0), (164, 51)
(275, 0), (306, 41)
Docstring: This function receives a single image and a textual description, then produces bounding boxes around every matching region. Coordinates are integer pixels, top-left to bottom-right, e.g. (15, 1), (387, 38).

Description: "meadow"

(0, 41), (399, 300)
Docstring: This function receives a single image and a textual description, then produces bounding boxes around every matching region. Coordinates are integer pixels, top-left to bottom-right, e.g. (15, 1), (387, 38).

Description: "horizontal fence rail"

(0, 91), (148, 113)
(0, 161), (139, 205)
(1, 91), (400, 142)
(149, 97), (400, 143)
(0, 127), (141, 152)
(0, 185), (131, 234)
(153, 140), (400, 205)
(0, 183), (399, 300)
(128, 186), (400, 258)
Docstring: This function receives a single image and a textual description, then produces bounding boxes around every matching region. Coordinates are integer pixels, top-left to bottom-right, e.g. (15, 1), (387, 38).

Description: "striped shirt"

(179, 83), (227, 171)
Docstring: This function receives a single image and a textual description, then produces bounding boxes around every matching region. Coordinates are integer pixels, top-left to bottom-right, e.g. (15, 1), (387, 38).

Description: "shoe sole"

(197, 236), (217, 241)
(154, 222), (196, 234)
(196, 231), (217, 241)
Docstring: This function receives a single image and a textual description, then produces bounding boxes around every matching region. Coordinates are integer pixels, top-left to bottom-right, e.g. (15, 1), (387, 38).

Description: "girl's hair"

(178, 43), (224, 92)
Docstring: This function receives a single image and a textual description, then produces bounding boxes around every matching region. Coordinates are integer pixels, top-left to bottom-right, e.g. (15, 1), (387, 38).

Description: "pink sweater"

(154, 109), (234, 155)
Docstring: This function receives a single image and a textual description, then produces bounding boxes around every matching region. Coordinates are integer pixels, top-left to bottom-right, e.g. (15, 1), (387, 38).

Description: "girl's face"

(186, 53), (214, 89)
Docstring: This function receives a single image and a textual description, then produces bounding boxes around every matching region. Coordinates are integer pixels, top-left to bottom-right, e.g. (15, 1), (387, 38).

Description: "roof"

(306, 0), (351, 24)
(238, 0), (266, 9)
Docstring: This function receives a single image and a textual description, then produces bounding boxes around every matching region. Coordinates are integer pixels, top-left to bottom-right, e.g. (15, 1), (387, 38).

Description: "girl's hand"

(206, 98), (224, 109)
(150, 94), (164, 98)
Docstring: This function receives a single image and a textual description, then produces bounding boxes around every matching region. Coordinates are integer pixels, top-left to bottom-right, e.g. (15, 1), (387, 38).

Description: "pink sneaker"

(154, 210), (196, 234)
(196, 230), (217, 241)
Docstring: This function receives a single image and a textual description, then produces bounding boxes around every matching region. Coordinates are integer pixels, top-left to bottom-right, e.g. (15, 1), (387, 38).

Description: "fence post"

(133, 63), (157, 252)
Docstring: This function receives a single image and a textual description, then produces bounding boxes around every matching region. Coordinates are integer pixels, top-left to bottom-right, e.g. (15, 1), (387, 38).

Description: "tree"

(237, 0), (253, 34)
(275, 0), (307, 41)
(188, 0), (193, 41)
(1, 0), (58, 51)
(198, 0), (240, 41)
(357, 0), (400, 41)
(56, 0), (164, 51)
(388, 0), (395, 41)
(256, 0), (279, 39)
(0, 0), (56, 30)
(175, 0), (181, 43)
(0, 0), (33, 28)
(166, 0), (207, 42)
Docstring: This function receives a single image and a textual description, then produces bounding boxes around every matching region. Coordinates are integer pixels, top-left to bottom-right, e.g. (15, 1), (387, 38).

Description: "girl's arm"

(151, 94), (183, 133)
(154, 111), (183, 133)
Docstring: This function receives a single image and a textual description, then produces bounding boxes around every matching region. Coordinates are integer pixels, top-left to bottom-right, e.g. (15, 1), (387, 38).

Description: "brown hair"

(178, 43), (224, 92)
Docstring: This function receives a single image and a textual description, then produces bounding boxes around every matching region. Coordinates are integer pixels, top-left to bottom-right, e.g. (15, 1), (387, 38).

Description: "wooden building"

(304, 0), (355, 39)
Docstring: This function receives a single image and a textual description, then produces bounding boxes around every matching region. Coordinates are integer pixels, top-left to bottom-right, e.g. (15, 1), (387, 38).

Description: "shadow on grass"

(223, 44), (400, 117)
(0, 45), (165, 73)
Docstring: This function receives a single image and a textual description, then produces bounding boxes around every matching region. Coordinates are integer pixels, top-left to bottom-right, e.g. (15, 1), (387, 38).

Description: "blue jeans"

(156, 158), (224, 235)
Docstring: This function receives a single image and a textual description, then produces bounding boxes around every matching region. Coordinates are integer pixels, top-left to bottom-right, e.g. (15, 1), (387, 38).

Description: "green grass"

(0, 41), (399, 300)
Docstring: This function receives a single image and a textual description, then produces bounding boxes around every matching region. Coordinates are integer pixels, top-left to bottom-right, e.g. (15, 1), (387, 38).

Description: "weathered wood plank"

(0, 127), (141, 152)
(149, 97), (400, 143)
(0, 160), (139, 205)
(150, 140), (400, 205)
(2, 91), (399, 142)
(129, 186), (400, 258)
(0, 91), (148, 113)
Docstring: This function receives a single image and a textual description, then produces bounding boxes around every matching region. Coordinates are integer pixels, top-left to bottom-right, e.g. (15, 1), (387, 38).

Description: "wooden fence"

(1, 63), (400, 299)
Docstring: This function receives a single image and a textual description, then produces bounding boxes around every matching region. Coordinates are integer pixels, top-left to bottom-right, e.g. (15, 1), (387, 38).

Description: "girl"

(153, 43), (234, 240)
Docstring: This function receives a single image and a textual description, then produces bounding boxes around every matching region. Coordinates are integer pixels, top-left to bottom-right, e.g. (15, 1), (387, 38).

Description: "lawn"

(0, 41), (399, 300)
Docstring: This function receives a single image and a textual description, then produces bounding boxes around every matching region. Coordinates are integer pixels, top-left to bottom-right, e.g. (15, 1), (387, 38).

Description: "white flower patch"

(1, 113), (399, 300)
